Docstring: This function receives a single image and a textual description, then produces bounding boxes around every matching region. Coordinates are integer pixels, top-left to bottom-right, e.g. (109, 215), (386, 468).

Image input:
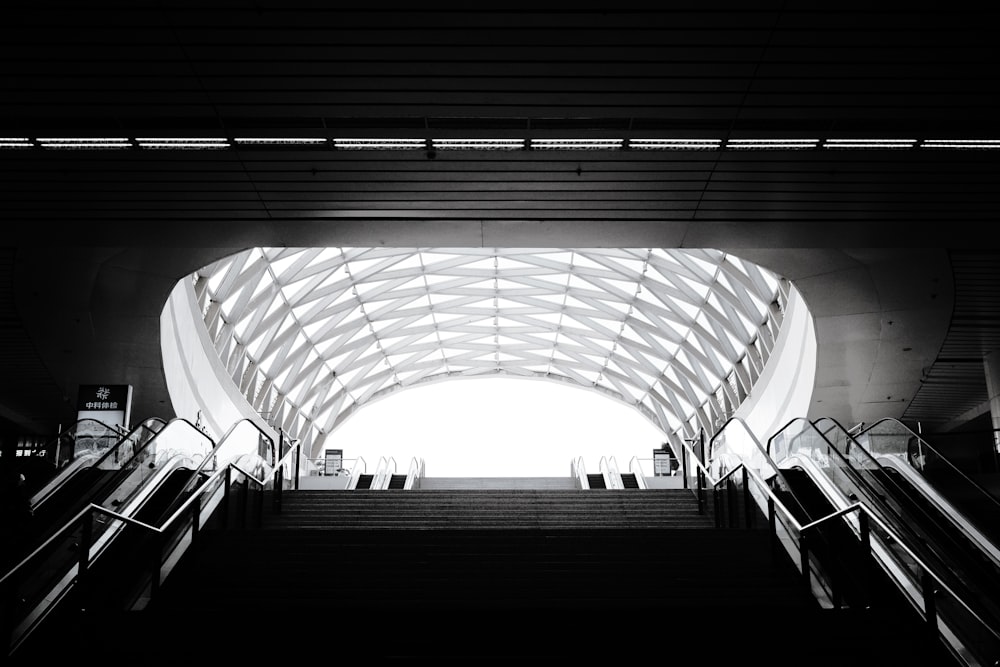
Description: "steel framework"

(191, 248), (786, 458)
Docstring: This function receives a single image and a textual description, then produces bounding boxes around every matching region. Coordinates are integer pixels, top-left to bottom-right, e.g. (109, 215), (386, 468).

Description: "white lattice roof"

(192, 248), (785, 457)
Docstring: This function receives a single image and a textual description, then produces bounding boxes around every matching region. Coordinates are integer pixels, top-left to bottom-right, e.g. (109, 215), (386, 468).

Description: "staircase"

(13, 487), (962, 664)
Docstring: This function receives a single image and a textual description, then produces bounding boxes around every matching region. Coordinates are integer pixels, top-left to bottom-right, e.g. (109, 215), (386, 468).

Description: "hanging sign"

(76, 384), (133, 431)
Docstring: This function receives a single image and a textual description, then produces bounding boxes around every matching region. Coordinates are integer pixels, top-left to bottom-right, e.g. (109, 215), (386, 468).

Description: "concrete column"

(983, 350), (1000, 456)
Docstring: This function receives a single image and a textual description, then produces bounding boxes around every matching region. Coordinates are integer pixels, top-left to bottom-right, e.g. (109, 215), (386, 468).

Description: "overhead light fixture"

(823, 139), (915, 149)
(530, 138), (623, 150)
(37, 137), (132, 149)
(726, 139), (818, 150)
(136, 137), (230, 149)
(233, 137), (328, 145)
(921, 139), (1000, 149)
(629, 139), (721, 150)
(432, 139), (524, 150)
(333, 138), (425, 150)
(0, 138), (33, 149)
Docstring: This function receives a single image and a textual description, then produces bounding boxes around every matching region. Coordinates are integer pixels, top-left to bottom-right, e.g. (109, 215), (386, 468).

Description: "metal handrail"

(859, 417), (1000, 514)
(627, 456), (649, 489)
(700, 452), (1000, 646)
(30, 416), (168, 510)
(3, 423), (300, 656)
(603, 456), (623, 489)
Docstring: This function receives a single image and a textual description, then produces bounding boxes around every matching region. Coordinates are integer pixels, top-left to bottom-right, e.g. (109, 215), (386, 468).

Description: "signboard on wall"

(76, 384), (133, 431)
(653, 448), (673, 476)
(324, 449), (343, 475)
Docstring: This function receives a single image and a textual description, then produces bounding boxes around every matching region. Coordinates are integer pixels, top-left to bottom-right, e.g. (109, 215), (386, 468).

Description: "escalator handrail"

(2, 434), (301, 640)
(0, 417), (265, 589)
(0, 450), (206, 589)
(815, 416), (1000, 567)
(30, 416), (168, 510)
(859, 417), (1000, 516)
(707, 448), (1000, 645)
(707, 416), (820, 528)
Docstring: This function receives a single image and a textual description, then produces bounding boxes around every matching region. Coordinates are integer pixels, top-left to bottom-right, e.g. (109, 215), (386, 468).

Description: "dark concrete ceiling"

(1, 5), (999, 440)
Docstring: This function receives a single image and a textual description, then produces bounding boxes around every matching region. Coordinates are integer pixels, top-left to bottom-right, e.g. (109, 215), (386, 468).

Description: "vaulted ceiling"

(1, 5), (999, 441)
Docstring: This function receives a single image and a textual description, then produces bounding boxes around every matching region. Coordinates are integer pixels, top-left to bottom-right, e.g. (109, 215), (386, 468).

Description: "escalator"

(25, 418), (167, 552)
(621, 472), (640, 489)
(811, 418), (1000, 632)
(765, 417), (1000, 664)
(1, 417), (231, 657)
(587, 473), (606, 489)
(769, 466), (871, 610)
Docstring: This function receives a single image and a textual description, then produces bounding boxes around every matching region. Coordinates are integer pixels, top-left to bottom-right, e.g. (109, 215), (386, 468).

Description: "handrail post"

(697, 467), (706, 513)
(274, 464), (284, 514)
(149, 529), (164, 602)
(799, 532), (811, 596)
(681, 446), (689, 489)
(742, 467), (753, 528)
(222, 466), (232, 529)
(77, 510), (93, 609)
(713, 484), (721, 525)
(768, 498), (778, 562)
(293, 443), (301, 490)
(255, 477), (264, 528)
(190, 493), (201, 547)
(858, 511), (873, 607)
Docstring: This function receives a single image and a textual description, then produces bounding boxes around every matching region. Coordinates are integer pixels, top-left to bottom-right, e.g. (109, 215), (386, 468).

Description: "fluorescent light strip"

(6, 136), (1000, 151)
(531, 139), (623, 149)
(0, 138), (33, 148)
(727, 139), (818, 149)
(824, 139), (915, 149)
(921, 139), (1000, 149)
(629, 139), (721, 150)
(334, 138), (425, 150)
(432, 139), (524, 150)
(233, 137), (327, 144)
(136, 137), (230, 149)
(37, 137), (132, 149)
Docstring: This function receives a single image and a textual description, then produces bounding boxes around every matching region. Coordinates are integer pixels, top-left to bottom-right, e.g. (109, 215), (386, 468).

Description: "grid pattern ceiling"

(192, 247), (783, 455)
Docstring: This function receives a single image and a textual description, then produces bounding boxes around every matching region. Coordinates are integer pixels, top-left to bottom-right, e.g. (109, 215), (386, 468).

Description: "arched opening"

(161, 246), (802, 476)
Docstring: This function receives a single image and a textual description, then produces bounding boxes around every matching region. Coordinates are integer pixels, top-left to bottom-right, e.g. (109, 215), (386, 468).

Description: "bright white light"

(823, 139), (915, 149)
(37, 137), (131, 149)
(0, 138), (33, 148)
(233, 137), (327, 144)
(432, 139), (524, 150)
(921, 139), (1000, 149)
(629, 139), (721, 150)
(727, 139), (818, 149)
(333, 138), (425, 150)
(329, 376), (665, 477)
(136, 138), (230, 149)
(531, 139), (623, 149)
